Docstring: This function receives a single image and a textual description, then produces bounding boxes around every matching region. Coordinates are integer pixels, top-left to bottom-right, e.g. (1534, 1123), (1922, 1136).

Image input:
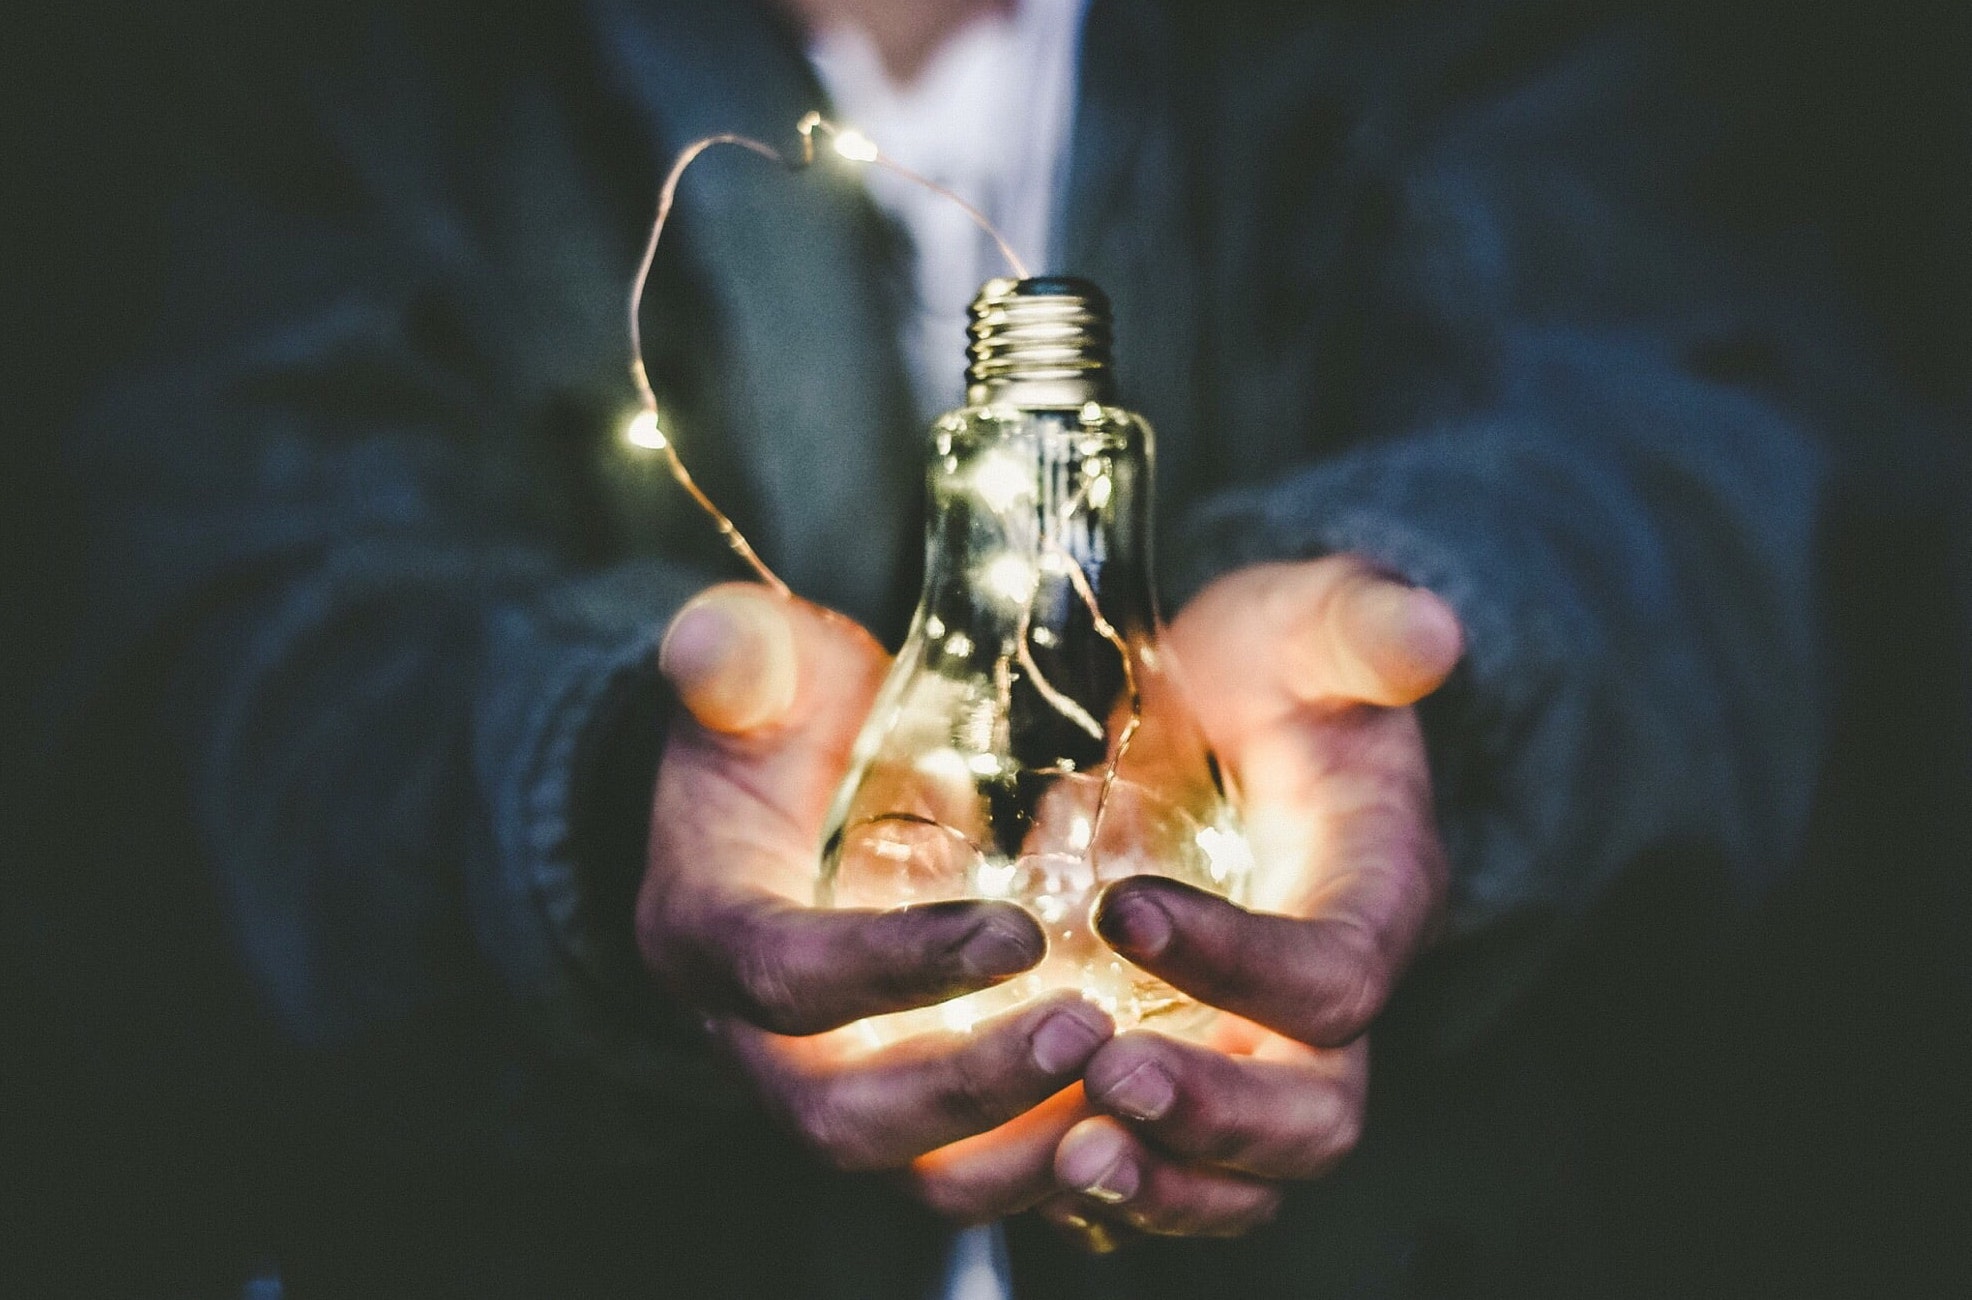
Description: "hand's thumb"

(1308, 572), (1464, 707)
(659, 585), (799, 733)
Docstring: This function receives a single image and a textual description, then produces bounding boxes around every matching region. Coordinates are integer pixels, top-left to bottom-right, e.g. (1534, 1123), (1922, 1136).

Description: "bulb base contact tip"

(966, 277), (1115, 408)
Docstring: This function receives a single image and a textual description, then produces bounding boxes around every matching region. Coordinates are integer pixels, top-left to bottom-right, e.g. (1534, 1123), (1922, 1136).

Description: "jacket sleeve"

(1168, 16), (1838, 1050)
(55, 17), (742, 1160)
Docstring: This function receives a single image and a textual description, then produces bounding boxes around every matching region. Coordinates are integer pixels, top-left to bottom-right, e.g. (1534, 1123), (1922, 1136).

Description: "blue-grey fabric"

(55, 0), (1841, 1181)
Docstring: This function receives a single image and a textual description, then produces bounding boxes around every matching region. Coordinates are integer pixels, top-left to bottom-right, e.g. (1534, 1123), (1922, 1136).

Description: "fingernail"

(1099, 1059), (1176, 1122)
(1363, 584), (1463, 688)
(1059, 1126), (1139, 1204)
(957, 915), (1043, 981)
(1030, 1005), (1110, 1075)
(1094, 887), (1173, 960)
(658, 588), (797, 732)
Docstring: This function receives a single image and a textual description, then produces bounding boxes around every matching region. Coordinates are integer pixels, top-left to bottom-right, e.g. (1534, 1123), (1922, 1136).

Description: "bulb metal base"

(966, 276), (1115, 409)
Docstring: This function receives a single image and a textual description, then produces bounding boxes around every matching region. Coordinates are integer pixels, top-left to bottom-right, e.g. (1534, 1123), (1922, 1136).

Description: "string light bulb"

(621, 408), (667, 450)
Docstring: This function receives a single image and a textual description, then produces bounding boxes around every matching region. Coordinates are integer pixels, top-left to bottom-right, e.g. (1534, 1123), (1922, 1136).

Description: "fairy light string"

(628, 112), (1140, 872)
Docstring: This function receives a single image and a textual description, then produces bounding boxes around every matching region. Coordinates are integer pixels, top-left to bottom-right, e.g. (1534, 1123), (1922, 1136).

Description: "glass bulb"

(819, 279), (1252, 1042)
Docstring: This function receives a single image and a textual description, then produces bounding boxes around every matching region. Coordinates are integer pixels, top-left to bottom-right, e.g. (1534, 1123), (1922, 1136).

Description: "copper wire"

(627, 115), (1031, 599)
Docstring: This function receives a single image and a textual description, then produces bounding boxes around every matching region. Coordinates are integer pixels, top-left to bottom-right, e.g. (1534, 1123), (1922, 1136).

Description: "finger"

(1295, 561), (1462, 707)
(659, 584), (801, 733)
(1083, 1031), (1366, 1180)
(905, 1085), (1091, 1224)
(1095, 876), (1397, 1047)
(670, 896), (1045, 1036)
(1173, 559), (1462, 713)
(1055, 1118), (1282, 1239)
(725, 993), (1114, 1173)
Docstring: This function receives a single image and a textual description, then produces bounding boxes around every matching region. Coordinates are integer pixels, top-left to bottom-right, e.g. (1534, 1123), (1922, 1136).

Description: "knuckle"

(939, 1049), (1012, 1135)
(733, 936), (810, 1033)
(791, 1085), (875, 1173)
(1292, 1096), (1364, 1177)
(1305, 925), (1390, 1044)
(1179, 1087), (1249, 1167)
(1182, 926), (1260, 1014)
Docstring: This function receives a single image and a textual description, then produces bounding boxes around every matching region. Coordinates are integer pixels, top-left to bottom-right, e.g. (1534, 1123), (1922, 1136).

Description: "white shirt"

(808, 0), (1088, 421)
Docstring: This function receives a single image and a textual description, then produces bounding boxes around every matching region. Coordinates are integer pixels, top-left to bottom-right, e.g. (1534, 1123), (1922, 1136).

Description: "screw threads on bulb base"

(966, 277), (1115, 408)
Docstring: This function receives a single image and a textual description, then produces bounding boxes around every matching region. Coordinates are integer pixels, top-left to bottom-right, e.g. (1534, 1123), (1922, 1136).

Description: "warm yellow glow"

(982, 554), (1037, 603)
(622, 408), (667, 450)
(969, 451), (1032, 512)
(915, 746), (972, 786)
(977, 861), (1017, 897)
(1065, 814), (1094, 852)
(833, 130), (880, 163)
(940, 997), (984, 1034)
(1195, 824), (1255, 887)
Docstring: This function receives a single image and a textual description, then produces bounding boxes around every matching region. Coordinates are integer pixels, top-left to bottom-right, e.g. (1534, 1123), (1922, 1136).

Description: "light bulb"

(819, 278), (1252, 1042)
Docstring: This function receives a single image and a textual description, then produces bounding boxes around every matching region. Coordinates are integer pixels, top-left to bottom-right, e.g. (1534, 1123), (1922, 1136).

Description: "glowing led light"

(915, 747), (972, 789)
(622, 408), (667, 450)
(833, 130), (880, 163)
(941, 997), (984, 1034)
(1196, 825), (1256, 886)
(943, 631), (975, 659)
(977, 861), (1017, 897)
(1031, 626), (1057, 647)
(924, 616), (946, 639)
(1086, 474), (1112, 509)
(1065, 814), (1094, 852)
(1079, 401), (1106, 424)
(970, 452), (1032, 512)
(982, 554), (1036, 603)
(966, 753), (1004, 777)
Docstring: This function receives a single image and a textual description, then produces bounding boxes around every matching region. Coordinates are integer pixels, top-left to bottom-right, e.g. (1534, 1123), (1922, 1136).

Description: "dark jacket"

(35, 0), (1855, 1292)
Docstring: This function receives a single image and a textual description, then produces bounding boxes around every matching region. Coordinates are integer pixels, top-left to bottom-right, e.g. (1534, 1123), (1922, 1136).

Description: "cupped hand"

(1041, 556), (1463, 1248)
(639, 584), (1115, 1214)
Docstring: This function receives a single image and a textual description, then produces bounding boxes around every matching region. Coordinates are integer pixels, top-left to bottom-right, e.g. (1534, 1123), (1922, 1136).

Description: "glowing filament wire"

(627, 132), (792, 595)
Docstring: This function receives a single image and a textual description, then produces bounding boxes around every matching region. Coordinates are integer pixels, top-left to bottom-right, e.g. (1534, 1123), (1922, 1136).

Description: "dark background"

(7, 2), (1970, 1295)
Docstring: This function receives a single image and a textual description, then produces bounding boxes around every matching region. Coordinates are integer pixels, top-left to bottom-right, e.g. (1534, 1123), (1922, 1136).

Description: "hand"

(1038, 557), (1463, 1248)
(638, 584), (1116, 1206)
